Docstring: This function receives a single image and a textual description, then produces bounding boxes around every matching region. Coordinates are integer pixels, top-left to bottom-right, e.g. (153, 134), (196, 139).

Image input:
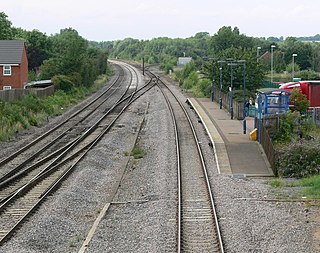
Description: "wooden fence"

(0, 86), (55, 102)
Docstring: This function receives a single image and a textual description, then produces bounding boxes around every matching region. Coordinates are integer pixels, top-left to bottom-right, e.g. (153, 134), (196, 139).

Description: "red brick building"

(0, 40), (28, 90)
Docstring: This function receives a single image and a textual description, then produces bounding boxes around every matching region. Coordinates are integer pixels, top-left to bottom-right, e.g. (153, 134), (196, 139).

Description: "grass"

(299, 176), (320, 199)
(0, 75), (110, 142)
(130, 146), (145, 159)
(269, 176), (320, 201)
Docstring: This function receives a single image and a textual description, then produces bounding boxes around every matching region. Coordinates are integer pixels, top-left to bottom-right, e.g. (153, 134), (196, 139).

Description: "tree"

(202, 47), (265, 94)
(0, 12), (13, 39)
(210, 26), (255, 53)
(291, 88), (310, 113)
(26, 29), (51, 71)
(281, 37), (313, 70)
(40, 28), (108, 87)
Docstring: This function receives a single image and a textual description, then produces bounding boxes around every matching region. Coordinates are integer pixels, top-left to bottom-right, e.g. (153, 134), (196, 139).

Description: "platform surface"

(188, 97), (273, 177)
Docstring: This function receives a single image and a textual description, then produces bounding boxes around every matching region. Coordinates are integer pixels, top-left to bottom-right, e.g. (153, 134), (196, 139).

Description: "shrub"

(182, 71), (198, 90)
(131, 146), (145, 159)
(276, 139), (320, 177)
(52, 75), (75, 92)
(192, 79), (211, 97)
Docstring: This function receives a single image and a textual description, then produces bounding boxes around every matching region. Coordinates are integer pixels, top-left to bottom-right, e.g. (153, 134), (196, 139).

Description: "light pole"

(219, 65), (223, 109)
(203, 57), (216, 102)
(228, 61), (236, 120)
(211, 60), (215, 102)
(257, 47), (261, 62)
(217, 60), (226, 109)
(292, 53), (297, 80)
(271, 45), (276, 84)
(237, 60), (247, 134)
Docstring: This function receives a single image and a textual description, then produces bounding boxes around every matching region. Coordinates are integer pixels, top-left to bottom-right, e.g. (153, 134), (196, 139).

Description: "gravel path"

(0, 64), (319, 252)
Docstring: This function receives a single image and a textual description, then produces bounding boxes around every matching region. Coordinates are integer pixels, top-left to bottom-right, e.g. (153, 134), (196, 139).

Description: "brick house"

(0, 40), (28, 90)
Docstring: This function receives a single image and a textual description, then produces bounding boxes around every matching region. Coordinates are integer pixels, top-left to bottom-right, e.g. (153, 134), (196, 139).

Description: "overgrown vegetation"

(266, 111), (320, 178)
(130, 146), (145, 159)
(0, 75), (109, 141)
(269, 176), (320, 201)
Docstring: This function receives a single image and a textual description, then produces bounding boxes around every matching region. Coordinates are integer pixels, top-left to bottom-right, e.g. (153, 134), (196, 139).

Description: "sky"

(2, 0), (320, 41)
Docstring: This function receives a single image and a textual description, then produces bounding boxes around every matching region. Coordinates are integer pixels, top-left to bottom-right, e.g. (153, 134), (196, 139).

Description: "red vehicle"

(279, 81), (320, 107)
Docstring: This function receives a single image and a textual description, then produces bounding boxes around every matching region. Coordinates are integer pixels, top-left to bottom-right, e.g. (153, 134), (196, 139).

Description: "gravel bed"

(86, 86), (177, 252)
(156, 68), (320, 253)
(0, 65), (319, 252)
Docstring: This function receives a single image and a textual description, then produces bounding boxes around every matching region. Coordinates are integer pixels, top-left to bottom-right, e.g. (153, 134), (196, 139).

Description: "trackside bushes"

(0, 86), (96, 142)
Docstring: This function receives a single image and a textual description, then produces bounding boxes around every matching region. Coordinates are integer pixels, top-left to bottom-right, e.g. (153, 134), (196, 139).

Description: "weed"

(269, 179), (286, 188)
(131, 146), (145, 159)
(299, 176), (320, 199)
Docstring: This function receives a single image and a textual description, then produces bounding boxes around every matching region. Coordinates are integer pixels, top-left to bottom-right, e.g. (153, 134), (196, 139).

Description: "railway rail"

(147, 70), (224, 252)
(0, 62), (156, 245)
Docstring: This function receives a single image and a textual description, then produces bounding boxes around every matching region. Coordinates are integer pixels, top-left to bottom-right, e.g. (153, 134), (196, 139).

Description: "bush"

(192, 79), (211, 97)
(182, 71), (198, 90)
(52, 75), (74, 92)
(299, 69), (320, 80)
(276, 139), (320, 177)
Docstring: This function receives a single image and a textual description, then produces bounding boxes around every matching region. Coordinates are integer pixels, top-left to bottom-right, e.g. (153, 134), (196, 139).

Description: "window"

(3, 65), (11, 76)
(3, 86), (12, 90)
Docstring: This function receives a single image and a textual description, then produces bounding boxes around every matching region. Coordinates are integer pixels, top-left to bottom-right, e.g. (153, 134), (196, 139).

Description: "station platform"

(187, 97), (274, 177)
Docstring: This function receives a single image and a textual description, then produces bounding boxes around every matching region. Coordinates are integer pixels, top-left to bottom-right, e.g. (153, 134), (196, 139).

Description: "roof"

(0, 40), (25, 64)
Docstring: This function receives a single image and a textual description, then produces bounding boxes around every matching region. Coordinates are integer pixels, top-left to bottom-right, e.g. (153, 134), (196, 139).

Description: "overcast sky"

(2, 0), (320, 41)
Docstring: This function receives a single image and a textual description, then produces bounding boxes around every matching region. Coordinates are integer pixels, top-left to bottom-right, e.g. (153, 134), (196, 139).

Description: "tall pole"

(242, 62), (247, 134)
(257, 47), (261, 62)
(211, 61), (215, 102)
(142, 57), (145, 76)
(230, 63), (234, 120)
(219, 64), (223, 109)
(292, 53), (297, 80)
(271, 45), (276, 84)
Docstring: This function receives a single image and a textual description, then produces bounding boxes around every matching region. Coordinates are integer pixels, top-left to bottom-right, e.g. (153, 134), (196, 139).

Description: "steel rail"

(148, 70), (224, 253)
(0, 72), (155, 246)
(0, 63), (147, 198)
(0, 70), (153, 209)
(0, 77), (154, 197)
(0, 68), (123, 168)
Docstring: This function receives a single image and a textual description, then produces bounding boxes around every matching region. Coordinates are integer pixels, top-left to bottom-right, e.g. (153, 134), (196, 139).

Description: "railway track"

(149, 71), (224, 252)
(0, 61), (156, 245)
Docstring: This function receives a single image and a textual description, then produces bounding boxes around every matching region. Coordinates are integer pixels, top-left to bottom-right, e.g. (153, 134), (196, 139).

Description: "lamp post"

(211, 60), (215, 102)
(237, 60), (247, 134)
(219, 65), (223, 109)
(217, 60), (226, 109)
(228, 61), (236, 120)
(142, 57), (145, 76)
(271, 45), (276, 84)
(257, 47), (261, 62)
(292, 53), (297, 80)
(203, 57), (216, 102)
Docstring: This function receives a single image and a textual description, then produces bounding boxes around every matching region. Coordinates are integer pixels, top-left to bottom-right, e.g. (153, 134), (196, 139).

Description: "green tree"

(202, 47), (265, 95)
(281, 37), (313, 70)
(0, 12), (13, 39)
(291, 88), (310, 113)
(26, 29), (51, 71)
(210, 26), (255, 54)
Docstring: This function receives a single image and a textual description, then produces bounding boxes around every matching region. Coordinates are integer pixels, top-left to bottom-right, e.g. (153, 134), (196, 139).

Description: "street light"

(211, 60), (215, 102)
(292, 53), (297, 80)
(217, 60), (226, 109)
(203, 57), (216, 102)
(271, 45), (276, 84)
(237, 60), (247, 134)
(257, 47), (261, 62)
(228, 60), (236, 120)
